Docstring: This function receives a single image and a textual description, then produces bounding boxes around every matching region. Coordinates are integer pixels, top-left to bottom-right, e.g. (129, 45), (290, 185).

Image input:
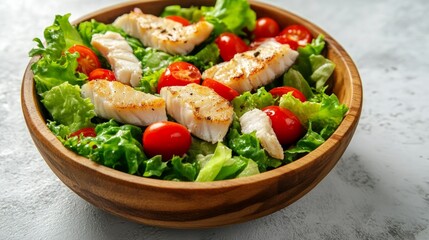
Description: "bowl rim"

(21, 0), (362, 191)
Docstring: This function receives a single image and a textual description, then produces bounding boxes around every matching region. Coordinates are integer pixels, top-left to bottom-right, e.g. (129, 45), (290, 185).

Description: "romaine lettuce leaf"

(215, 156), (248, 180)
(160, 0), (256, 36)
(196, 142), (231, 182)
(29, 14), (84, 58)
(284, 122), (326, 162)
(293, 34), (326, 81)
(310, 55), (336, 90)
(279, 91), (348, 138)
(41, 82), (95, 133)
(31, 51), (87, 94)
(283, 68), (314, 99)
(65, 120), (146, 175)
(163, 156), (198, 181)
(141, 156), (167, 177)
(232, 87), (275, 117)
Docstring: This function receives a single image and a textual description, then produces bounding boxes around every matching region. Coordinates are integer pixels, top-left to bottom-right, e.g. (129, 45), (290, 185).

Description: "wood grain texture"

(21, 0), (362, 229)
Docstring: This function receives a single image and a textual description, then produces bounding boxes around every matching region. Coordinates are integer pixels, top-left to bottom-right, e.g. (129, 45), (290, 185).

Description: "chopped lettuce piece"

(283, 68), (314, 99)
(284, 122), (326, 162)
(61, 120), (145, 175)
(29, 14), (84, 58)
(310, 55), (336, 90)
(196, 142), (231, 182)
(293, 34), (326, 81)
(160, 0), (256, 36)
(141, 155), (167, 177)
(232, 87), (275, 117)
(41, 82), (95, 133)
(215, 156), (248, 180)
(279, 91), (348, 138)
(236, 158), (259, 178)
(31, 52), (87, 94)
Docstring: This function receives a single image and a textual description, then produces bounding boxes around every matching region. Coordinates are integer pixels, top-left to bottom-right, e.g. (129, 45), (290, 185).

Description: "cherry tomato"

(68, 45), (101, 75)
(69, 127), (96, 138)
(88, 68), (116, 81)
(253, 17), (280, 39)
(143, 121), (192, 161)
(157, 61), (201, 93)
(165, 15), (190, 26)
(262, 106), (304, 146)
(215, 32), (249, 61)
(269, 86), (307, 102)
(274, 35), (299, 50)
(277, 25), (313, 48)
(202, 78), (240, 101)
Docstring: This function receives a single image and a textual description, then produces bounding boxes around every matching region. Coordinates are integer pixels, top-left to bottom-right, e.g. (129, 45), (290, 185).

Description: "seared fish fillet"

(160, 83), (234, 143)
(112, 9), (213, 55)
(91, 31), (142, 87)
(239, 109), (284, 159)
(81, 80), (167, 126)
(202, 40), (298, 93)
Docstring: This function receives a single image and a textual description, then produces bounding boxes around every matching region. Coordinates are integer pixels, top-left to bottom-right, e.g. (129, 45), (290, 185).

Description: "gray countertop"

(2, 0), (429, 239)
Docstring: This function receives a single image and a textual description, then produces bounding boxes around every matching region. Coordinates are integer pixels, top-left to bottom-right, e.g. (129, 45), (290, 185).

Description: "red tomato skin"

(202, 78), (240, 101)
(278, 25), (313, 48)
(274, 35), (299, 50)
(88, 68), (116, 81)
(253, 17), (280, 39)
(165, 15), (190, 26)
(143, 121), (192, 161)
(262, 106), (304, 146)
(215, 33), (249, 61)
(269, 86), (307, 102)
(157, 62), (201, 93)
(68, 45), (101, 75)
(69, 127), (96, 138)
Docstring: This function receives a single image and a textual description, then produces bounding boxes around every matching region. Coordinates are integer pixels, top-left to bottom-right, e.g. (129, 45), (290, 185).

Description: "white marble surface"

(1, 0), (429, 239)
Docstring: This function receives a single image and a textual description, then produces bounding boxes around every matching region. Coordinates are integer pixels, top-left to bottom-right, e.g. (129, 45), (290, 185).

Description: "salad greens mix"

(29, 0), (348, 182)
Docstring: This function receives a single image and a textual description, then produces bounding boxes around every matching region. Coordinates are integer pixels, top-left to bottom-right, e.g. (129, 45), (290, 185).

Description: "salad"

(29, 0), (348, 182)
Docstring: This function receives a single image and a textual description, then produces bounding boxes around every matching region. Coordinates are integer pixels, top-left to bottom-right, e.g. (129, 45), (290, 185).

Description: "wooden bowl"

(21, 0), (362, 229)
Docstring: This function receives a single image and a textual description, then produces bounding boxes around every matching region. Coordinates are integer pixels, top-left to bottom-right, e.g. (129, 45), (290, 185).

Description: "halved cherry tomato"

(269, 86), (307, 102)
(277, 25), (313, 48)
(215, 32), (249, 61)
(143, 121), (192, 161)
(274, 35), (299, 50)
(253, 17), (280, 39)
(262, 106), (304, 146)
(157, 61), (201, 93)
(68, 45), (101, 75)
(202, 78), (240, 101)
(88, 68), (116, 81)
(165, 15), (190, 26)
(69, 127), (96, 138)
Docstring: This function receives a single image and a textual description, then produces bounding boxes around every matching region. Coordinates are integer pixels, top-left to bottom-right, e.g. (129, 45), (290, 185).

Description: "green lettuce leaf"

(31, 51), (87, 94)
(163, 156), (199, 181)
(141, 156), (167, 177)
(204, 0), (256, 36)
(284, 122), (326, 162)
(41, 82), (95, 133)
(215, 156), (248, 180)
(293, 34), (326, 81)
(29, 14), (84, 58)
(59, 120), (146, 175)
(279, 91), (348, 138)
(283, 68), (314, 99)
(310, 55), (336, 90)
(232, 87), (275, 117)
(160, 0), (256, 36)
(236, 158), (259, 178)
(196, 142), (231, 182)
